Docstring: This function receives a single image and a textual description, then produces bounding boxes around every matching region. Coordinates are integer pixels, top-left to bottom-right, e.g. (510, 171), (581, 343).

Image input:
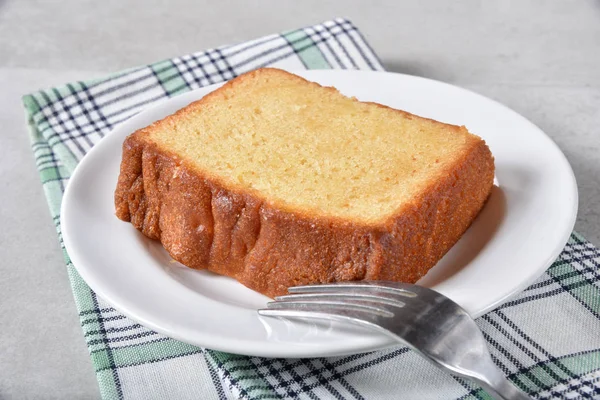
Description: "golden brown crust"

(115, 131), (494, 298)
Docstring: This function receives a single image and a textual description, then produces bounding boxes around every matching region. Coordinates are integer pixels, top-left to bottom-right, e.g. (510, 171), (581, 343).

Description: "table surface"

(1, 1), (599, 398)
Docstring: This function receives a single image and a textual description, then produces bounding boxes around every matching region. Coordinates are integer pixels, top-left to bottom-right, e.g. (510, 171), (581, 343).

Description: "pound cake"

(115, 68), (494, 298)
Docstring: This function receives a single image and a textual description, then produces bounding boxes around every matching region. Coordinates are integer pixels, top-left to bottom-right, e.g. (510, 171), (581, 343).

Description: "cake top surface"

(142, 68), (479, 223)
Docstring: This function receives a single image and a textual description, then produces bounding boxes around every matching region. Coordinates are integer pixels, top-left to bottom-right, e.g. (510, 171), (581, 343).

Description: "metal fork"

(258, 281), (530, 400)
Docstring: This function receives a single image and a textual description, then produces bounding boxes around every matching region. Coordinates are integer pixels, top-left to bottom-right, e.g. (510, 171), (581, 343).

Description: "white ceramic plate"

(61, 70), (577, 358)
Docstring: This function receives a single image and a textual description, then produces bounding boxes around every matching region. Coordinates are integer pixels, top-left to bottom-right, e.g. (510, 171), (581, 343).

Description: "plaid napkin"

(22, 18), (600, 400)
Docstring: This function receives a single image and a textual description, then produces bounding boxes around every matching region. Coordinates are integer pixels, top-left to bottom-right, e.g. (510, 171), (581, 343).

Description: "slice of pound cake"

(114, 68), (494, 298)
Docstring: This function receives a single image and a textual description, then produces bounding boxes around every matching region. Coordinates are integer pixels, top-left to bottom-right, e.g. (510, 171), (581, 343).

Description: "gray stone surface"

(1, 1), (598, 398)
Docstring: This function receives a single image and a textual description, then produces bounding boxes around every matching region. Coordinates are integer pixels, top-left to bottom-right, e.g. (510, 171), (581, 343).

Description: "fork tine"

(258, 302), (391, 328)
(274, 293), (406, 309)
(257, 308), (382, 330)
(266, 299), (394, 317)
(288, 282), (417, 298)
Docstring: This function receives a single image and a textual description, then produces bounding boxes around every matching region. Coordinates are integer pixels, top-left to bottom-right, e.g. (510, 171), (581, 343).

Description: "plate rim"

(60, 69), (578, 357)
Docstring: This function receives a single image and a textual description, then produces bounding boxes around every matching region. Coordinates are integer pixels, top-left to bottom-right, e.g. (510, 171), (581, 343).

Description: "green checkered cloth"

(22, 18), (600, 400)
